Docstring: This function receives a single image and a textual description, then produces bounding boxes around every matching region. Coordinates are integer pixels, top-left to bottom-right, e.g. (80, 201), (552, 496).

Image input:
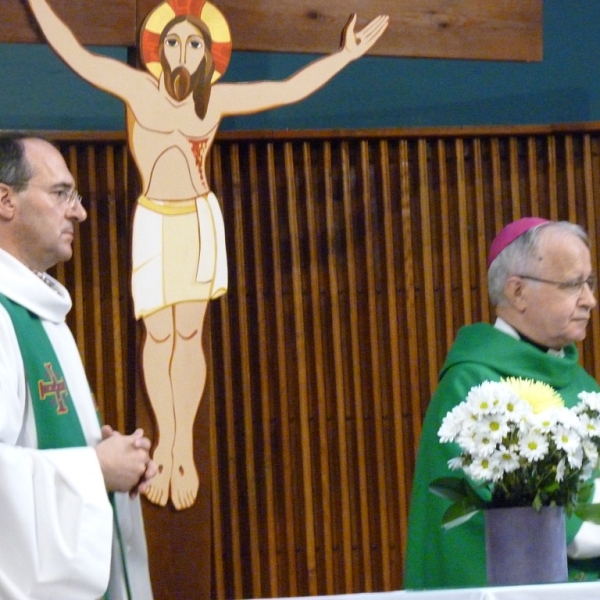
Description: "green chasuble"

(404, 323), (600, 590)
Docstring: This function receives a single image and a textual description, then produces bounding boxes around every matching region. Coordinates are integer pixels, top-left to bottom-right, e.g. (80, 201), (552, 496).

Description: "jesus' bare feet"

(143, 443), (173, 507)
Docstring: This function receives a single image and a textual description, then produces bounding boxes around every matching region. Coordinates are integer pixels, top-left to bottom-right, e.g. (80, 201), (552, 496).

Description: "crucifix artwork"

(25, 0), (388, 510)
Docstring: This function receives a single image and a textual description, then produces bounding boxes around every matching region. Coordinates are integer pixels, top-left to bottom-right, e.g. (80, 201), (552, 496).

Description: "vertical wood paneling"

(340, 141), (373, 591)
(527, 137), (541, 216)
(583, 135), (599, 374)
(105, 147), (126, 432)
(455, 139), (473, 324)
(206, 156), (226, 600)
(50, 140), (132, 429)
(208, 144), (244, 600)
(42, 124), (600, 599)
(490, 138), (505, 234)
(547, 136), (559, 222)
(473, 140), (490, 324)
(284, 141), (319, 595)
(302, 142), (335, 594)
(437, 140), (455, 351)
(63, 145), (85, 361)
(248, 143), (280, 597)
(230, 144), (263, 598)
(208, 126), (600, 598)
(322, 140), (354, 593)
(509, 137), (521, 217)
(378, 140), (410, 547)
(398, 140), (422, 451)
(208, 322), (226, 600)
(565, 135), (578, 222)
(417, 140), (439, 396)
(218, 292), (243, 599)
(361, 140), (392, 590)
(265, 143), (299, 596)
(85, 146), (105, 414)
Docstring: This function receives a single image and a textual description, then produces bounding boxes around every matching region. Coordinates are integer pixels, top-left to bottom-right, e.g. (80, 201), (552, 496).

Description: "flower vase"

(484, 505), (568, 586)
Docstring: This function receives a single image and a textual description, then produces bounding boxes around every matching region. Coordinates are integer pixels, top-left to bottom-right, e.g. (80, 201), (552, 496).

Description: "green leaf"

(430, 476), (487, 530)
(574, 502), (600, 525)
(441, 499), (481, 530)
(577, 481), (595, 505)
(429, 477), (478, 503)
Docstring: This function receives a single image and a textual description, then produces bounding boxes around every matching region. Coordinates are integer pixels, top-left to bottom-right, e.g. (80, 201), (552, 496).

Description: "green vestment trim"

(0, 292), (86, 449)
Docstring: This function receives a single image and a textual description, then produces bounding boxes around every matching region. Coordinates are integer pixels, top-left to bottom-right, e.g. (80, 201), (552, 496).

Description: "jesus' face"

(161, 21), (206, 101)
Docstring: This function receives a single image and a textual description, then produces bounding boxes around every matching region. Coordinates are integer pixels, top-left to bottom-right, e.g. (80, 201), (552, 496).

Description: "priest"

(0, 134), (156, 599)
(405, 217), (600, 588)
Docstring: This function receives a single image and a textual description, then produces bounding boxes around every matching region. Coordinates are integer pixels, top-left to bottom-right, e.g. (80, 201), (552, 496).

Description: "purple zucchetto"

(487, 217), (550, 269)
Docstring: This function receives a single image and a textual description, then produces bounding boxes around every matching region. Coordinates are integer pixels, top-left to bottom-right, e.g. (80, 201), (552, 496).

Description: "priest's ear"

(503, 275), (528, 312)
(0, 183), (16, 220)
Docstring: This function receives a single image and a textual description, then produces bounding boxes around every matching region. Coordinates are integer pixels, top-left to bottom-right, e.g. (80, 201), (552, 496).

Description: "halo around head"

(140, 0), (232, 83)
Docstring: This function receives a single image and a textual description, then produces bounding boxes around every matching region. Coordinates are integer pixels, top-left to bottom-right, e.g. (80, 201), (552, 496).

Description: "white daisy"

(531, 408), (562, 434)
(438, 403), (472, 442)
(553, 425), (581, 455)
(579, 413), (600, 439)
(492, 445), (520, 474)
(465, 381), (508, 416)
(582, 439), (598, 466)
(475, 414), (510, 445)
(518, 431), (549, 461)
(567, 446), (584, 469)
(466, 456), (496, 482)
(578, 391), (600, 412)
(447, 456), (465, 471)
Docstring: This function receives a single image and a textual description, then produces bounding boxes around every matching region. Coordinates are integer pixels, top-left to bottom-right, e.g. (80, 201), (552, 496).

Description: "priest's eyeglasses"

(50, 187), (83, 208)
(15, 182), (83, 209)
(517, 274), (597, 295)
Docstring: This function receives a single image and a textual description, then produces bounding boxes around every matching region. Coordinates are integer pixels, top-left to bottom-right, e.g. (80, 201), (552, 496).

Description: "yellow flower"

(502, 377), (564, 413)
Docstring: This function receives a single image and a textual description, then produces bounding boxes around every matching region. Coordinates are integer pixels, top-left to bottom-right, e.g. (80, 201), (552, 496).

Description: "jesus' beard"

(160, 52), (214, 119)
(164, 66), (200, 102)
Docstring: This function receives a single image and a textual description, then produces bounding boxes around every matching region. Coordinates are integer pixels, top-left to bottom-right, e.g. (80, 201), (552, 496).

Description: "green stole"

(0, 293), (86, 448)
(0, 292), (132, 600)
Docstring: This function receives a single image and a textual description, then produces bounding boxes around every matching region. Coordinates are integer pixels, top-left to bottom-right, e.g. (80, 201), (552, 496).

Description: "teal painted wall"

(1, 1), (599, 131)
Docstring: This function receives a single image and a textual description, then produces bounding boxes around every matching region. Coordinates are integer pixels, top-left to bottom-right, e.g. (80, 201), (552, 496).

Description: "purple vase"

(484, 505), (568, 586)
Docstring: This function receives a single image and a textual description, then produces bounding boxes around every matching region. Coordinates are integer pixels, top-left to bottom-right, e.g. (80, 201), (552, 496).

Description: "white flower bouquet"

(429, 378), (600, 529)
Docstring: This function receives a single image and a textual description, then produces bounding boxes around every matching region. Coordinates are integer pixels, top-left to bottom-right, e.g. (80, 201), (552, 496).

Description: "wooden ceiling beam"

(3, 0), (542, 61)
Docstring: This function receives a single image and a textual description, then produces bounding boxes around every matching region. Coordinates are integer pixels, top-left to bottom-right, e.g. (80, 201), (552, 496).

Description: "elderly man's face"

(518, 229), (596, 349)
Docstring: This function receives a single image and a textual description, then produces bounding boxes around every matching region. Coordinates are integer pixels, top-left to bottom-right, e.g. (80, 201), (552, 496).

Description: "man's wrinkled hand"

(95, 427), (155, 494)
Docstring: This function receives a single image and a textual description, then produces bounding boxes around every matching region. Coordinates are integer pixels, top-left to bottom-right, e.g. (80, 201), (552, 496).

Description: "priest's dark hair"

(0, 133), (38, 192)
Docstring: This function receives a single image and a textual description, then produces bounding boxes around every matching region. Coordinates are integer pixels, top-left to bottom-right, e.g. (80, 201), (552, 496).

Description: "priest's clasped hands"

(96, 425), (158, 498)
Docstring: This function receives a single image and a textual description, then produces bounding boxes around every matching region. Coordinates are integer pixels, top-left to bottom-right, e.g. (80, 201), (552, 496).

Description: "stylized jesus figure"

(26, 0), (388, 510)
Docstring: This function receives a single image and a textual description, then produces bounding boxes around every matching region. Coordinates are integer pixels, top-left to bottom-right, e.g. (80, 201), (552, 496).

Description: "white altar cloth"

(252, 580), (600, 600)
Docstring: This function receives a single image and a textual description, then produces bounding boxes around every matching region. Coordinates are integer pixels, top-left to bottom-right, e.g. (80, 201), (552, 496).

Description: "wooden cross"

(3, 0), (541, 61)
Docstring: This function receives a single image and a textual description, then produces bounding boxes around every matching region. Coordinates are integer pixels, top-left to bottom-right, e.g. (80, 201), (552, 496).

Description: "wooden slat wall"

(49, 137), (134, 433)
(40, 123), (600, 598)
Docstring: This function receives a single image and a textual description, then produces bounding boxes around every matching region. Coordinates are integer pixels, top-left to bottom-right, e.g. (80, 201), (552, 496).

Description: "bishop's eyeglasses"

(516, 274), (597, 296)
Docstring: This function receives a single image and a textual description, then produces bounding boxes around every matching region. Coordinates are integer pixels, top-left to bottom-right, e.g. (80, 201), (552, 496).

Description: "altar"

(255, 581), (600, 600)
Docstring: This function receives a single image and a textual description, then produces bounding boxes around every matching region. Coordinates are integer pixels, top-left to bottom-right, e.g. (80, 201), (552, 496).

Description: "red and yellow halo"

(140, 0), (232, 83)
